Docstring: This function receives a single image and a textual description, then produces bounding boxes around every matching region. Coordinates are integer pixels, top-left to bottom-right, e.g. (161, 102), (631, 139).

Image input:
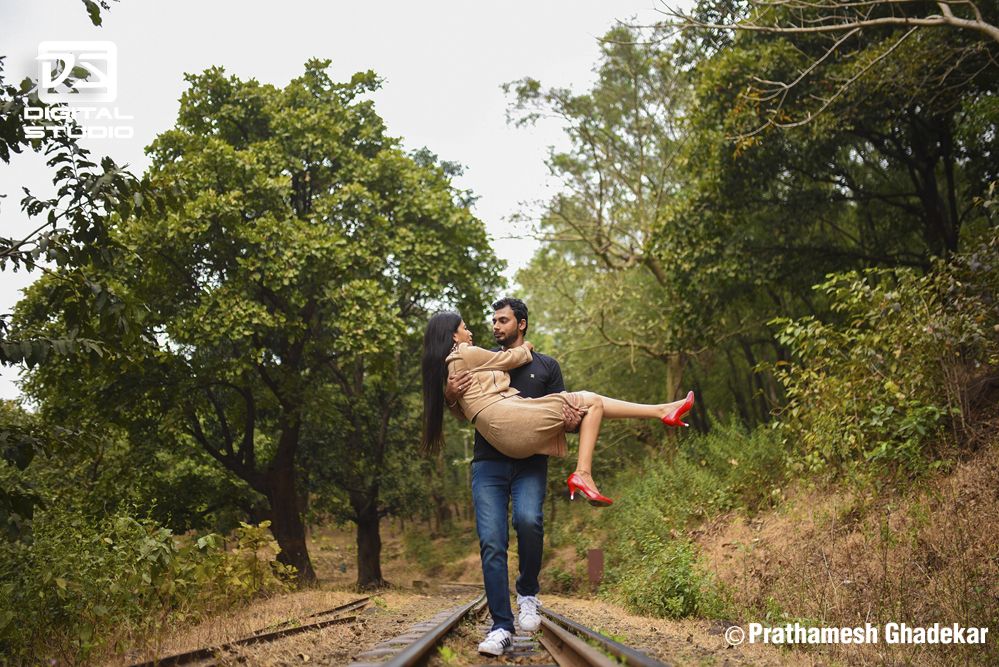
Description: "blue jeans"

(471, 457), (547, 633)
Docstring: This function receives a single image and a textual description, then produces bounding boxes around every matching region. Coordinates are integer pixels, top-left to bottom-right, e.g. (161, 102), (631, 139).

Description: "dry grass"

(109, 588), (368, 665)
(698, 438), (999, 665)
(541, 594), (820, 666)
(190, 588), (481, 666)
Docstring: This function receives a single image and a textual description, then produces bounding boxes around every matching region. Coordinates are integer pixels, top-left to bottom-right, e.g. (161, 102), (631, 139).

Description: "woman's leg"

(571, 392), (691, 494)
(573, 392), (604, 489)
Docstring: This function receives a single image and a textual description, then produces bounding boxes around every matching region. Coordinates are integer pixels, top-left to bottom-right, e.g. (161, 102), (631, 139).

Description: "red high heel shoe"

(566, 471), (613, 507)
(661, 390), (695, 428)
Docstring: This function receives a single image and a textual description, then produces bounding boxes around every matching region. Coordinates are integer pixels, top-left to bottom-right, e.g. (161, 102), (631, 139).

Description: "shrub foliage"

(772, 234), (999, 478)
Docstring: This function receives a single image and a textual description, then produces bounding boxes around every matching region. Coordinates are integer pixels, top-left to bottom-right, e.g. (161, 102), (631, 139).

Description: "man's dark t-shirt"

(472, 346), (566, 463)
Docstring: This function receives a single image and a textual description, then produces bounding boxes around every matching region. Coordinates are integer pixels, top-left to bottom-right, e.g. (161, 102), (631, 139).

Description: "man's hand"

(445, 370), (472, 406)
(562, 401), (586, 433)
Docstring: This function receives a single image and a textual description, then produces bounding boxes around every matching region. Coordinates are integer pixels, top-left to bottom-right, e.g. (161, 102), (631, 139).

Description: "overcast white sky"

(0, 0), (667, 400)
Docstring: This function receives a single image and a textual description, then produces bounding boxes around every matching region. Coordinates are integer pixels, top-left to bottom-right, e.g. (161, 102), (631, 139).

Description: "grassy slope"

(698, 434), (998, 665)
(539, 411), (999, 666)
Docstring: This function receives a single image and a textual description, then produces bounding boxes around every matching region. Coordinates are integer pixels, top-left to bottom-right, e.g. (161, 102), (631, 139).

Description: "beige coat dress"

(445, 342), (585, 459)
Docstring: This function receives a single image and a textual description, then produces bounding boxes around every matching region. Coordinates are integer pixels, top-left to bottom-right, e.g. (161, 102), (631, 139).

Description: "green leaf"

(81, 0), (103, 26)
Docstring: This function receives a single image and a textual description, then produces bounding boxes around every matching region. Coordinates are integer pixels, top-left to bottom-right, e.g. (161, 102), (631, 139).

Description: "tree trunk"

(191, 407), (317, 584)
(266, 462), (317, 584)
(907, 110), (958, 256)
(690, 373), (710, 433)
(354, 495), (387, 590)
(724, 346), (752, 425)
(300, 467), (311, 540)
(739, 338), (770, 425)
(665, 352), (685, 401)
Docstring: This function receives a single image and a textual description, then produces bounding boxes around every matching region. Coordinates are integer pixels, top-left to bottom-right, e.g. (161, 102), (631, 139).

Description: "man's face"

(492, 305), (524, 347)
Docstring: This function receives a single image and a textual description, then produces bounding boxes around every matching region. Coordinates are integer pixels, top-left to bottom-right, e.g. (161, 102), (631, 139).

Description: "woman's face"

(452, 320), (473, 345)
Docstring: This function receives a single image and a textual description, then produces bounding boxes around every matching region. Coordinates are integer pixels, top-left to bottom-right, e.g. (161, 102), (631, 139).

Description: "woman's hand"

(523, 341), (535, 352)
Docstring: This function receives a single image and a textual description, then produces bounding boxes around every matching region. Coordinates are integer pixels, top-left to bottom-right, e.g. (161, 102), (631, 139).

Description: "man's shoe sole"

(520, 619), (541, 633)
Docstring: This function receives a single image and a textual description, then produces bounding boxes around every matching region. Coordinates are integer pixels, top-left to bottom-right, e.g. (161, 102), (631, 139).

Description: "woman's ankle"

(660, 398), (683, 416)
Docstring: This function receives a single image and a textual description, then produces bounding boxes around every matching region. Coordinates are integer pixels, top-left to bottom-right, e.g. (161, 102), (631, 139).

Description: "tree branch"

(657, 1), (999, 45)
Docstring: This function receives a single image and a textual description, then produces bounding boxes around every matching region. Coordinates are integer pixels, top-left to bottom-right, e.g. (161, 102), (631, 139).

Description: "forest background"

(1, 0), (997, 663)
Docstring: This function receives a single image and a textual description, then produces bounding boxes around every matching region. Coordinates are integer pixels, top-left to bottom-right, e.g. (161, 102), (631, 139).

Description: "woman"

(421, 312), (694, 506)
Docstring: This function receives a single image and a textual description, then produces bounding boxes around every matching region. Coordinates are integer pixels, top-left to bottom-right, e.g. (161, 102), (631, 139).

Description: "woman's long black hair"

(421, 311), (462, 456)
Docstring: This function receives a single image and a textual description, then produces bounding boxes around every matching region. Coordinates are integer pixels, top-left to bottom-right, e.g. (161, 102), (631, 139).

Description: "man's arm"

(444, 370), (472, 422)
(547, 357), (585, 433)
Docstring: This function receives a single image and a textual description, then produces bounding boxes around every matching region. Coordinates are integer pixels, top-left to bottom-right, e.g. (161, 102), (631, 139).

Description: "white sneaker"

(517, 594), (542, 633)
(478, 628), (513, 656)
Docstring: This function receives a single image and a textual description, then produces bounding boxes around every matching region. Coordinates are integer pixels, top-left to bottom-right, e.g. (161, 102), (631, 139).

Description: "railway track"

(347, 589), (670, 667)
(536, 606), (669, 667)
(129, 596), (371, 666)
(134, 587), (669, 666)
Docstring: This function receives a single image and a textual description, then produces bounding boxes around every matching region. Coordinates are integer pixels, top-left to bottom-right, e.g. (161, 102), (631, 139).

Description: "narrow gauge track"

(348, 590), (670, 667)
(537, 606), (670, 667)
(348, 590), (488, 666)
(130, 596), (371, 667)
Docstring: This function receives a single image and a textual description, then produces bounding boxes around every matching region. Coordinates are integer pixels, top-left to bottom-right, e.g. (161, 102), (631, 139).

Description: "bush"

(0, 402), (296, 663)
(403, 529), (441, 575)
(0, 507), (294, 664)
(601, 420), (785, 533)
(584, 421), (780, 619)
(771, 233), (999, 479)
(545, 565), (578, 594)
(614, 538), (726, 619)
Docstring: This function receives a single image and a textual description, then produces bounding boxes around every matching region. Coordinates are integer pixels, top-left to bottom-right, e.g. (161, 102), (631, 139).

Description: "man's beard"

(494, 331), (517, 348)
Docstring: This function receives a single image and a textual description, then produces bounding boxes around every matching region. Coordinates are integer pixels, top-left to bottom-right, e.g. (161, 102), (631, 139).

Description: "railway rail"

(537, 606), (669, 667)
(130, 596), (371, 667)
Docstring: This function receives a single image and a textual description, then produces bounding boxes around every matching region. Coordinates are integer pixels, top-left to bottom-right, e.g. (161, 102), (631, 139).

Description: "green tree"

(292, 150), (500, 588)
(666, 0), (998, 256)
(14, 60), (502, 584)
(506, 26), (714, 418)
(659, 0), (999, 139)
(642, 1), (998, 427)
(656, 1), (996, 424)
(513, 13), (996, 438)
(0, 0), (145, 542)
(509, 25), (784, 434)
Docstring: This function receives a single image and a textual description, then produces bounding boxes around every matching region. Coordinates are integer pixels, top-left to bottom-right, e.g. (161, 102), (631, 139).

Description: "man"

(445, 297), (583, 656)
